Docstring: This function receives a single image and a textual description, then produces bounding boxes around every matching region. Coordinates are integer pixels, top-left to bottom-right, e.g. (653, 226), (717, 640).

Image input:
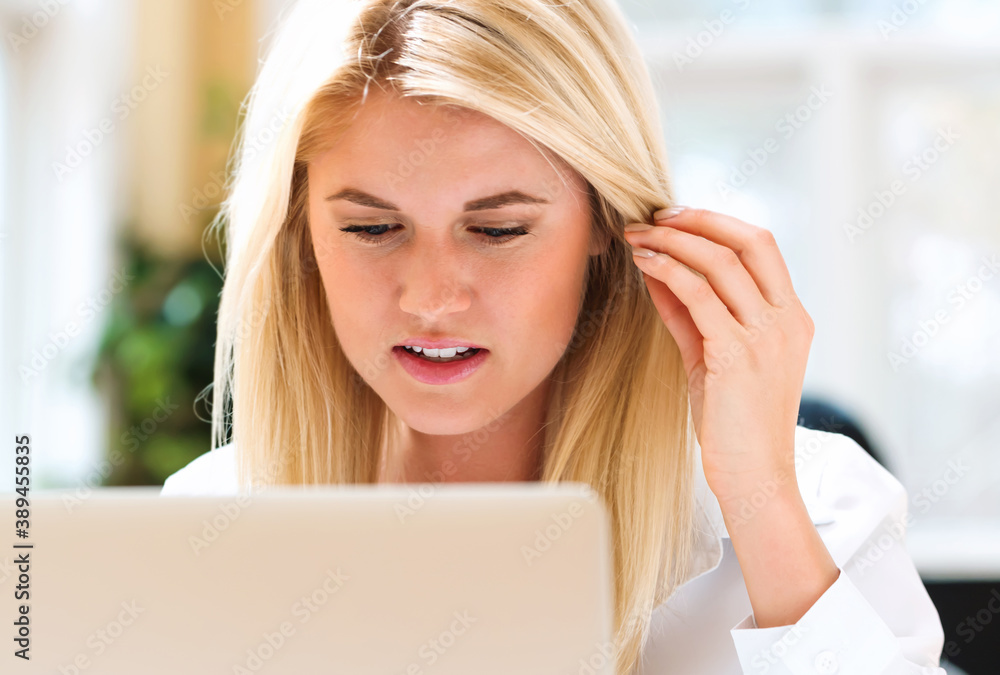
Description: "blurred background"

(0, 0), (997, 671)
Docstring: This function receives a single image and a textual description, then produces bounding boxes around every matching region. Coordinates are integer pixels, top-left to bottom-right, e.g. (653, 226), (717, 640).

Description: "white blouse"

(161, 425), (947, 674)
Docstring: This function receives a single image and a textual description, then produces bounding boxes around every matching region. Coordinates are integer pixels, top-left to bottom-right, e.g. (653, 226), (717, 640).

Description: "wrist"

(720, 486), (840, 627)
(717, 473), (802, 532)
(710, 464), (797, 514)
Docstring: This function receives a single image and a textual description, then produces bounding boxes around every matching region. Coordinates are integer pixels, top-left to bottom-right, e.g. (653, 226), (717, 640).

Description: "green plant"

(90, 230), (225, 486)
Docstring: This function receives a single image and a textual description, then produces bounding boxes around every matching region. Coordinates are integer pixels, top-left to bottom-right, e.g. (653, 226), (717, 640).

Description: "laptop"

(2, 482), (614, 674)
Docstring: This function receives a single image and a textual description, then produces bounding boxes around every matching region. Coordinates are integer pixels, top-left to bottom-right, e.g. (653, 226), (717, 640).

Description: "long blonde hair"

(208, 1), (695, 672)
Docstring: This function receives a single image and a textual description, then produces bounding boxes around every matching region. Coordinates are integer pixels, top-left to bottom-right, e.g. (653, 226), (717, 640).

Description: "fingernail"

(654, 205), (687, 221)
(624, 223), (654, 233)
(631, 247), (656, 258)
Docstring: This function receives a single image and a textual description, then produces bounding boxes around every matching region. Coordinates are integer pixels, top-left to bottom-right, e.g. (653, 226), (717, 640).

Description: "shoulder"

(159, 443), (240, 496)
(792, 424), (908, 564)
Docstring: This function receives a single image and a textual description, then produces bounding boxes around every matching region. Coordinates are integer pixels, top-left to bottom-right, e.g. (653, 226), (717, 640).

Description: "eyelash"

(338, 224), (531, 247)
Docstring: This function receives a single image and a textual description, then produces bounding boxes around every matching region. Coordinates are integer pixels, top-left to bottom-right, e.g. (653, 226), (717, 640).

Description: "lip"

(392, 345), (489, 385)
(395, 337), (486, 349)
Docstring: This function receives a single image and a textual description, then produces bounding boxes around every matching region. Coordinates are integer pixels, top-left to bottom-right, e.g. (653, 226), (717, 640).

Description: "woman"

(161, 0), (946, 672)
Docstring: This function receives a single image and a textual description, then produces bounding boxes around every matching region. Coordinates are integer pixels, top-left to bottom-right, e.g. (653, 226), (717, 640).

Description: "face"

(306, 90), (602, 435)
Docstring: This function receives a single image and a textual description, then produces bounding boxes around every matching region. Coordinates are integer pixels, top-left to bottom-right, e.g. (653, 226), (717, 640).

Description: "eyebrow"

(325, 188), (550, 212)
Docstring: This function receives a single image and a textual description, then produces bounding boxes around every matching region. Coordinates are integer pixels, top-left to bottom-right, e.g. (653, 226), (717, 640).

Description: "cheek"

(311, 242), (387, 354)
(505, 247), (589, 360)
(310, 222), (378, 306)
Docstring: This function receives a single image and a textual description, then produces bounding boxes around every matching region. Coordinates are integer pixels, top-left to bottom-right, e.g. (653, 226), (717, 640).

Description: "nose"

(397, 239), (473, 323)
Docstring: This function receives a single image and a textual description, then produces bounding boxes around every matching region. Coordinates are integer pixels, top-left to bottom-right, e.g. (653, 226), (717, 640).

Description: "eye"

(338, 224), (532, 247)
(472, 225), (531, 247)
(339, 223), (399, 246)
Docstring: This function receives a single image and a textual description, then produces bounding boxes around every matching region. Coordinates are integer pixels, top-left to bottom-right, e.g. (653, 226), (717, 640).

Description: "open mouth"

(396, 346), (483, 363)
(391, 345), (489, 385)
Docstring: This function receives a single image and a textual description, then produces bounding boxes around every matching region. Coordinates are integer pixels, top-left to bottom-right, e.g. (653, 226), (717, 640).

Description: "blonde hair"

(208, 1), (695, 672)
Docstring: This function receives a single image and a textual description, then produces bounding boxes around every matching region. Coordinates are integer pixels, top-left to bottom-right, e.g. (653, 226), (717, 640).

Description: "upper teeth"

(405, 346), (470, 357)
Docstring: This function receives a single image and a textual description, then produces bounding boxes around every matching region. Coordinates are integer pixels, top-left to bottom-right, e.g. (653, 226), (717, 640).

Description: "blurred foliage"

(90, 231), (225, 486)
(89, 73), (243, 486)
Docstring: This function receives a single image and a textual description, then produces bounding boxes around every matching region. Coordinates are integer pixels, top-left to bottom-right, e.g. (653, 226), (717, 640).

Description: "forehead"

(313, 91), (578, 192)
(344, 91), (511, 144)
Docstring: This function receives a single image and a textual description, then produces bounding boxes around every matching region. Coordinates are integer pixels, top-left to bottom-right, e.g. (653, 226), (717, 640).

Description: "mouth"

(393, 345), (485, 363)
(391, 345), (489, 385)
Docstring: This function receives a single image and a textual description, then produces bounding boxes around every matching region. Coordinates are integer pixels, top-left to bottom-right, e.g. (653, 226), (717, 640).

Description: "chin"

(392, 406), (492, 437)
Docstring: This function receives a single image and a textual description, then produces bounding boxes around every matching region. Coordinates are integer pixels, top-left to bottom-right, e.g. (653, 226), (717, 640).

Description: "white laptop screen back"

(4, 482), (614, 674)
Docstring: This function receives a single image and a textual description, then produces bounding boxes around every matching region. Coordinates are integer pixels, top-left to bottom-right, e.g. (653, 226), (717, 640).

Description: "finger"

(638, 269), (704, 372)
(631, 248), (744, 343)
(624, 224), (770, 326)
(652, 207), (796, 307)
